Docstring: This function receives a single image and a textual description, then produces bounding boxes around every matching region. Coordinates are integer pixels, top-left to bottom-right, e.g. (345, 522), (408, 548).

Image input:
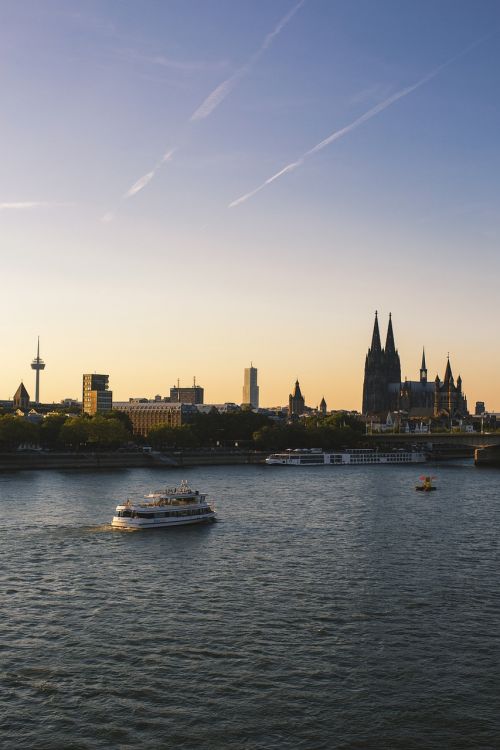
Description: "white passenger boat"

(265, 448), (426, 466)
(111, 480), (216, 530)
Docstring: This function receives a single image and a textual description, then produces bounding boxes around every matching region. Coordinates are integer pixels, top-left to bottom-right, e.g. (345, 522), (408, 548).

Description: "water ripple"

(1, 463), (499, 748)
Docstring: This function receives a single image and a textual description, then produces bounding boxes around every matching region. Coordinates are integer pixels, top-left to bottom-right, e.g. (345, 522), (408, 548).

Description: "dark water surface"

(1, 463), (499, 749)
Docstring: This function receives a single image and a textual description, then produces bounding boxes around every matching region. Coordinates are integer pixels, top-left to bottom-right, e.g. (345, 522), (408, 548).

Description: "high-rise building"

(169, 379), (204, 404)
(82, 374), (112, 415)
(242, 364), (259, 408)
(31, 337), (46, 405)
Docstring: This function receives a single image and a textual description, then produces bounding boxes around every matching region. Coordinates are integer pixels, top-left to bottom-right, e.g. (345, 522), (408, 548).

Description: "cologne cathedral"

(362, 312), (468, 418)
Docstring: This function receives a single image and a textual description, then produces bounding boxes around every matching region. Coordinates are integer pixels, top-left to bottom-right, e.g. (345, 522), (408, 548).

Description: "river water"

(1, 462), (499, 749)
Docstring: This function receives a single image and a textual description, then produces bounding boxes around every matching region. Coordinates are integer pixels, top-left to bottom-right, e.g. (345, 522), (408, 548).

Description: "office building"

(82, 374), (112, 415)
(169, 380), (204, 404)
(113, 401), (196, 437)
(242, 364), (259, 408)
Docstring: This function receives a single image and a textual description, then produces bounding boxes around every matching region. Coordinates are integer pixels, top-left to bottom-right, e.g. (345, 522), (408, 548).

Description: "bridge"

(366, 432), (500, 466)
(366, 432), (500, 449)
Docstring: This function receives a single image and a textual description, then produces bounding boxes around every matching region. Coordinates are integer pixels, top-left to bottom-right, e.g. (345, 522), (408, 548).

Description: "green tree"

(40, 414), (67, 449)
(87, 416), (129, 449)
(105, 409), (134, 436)
(148, 425), (178, 449)
(59, 417), (90, 449)
(0, 416), (40, 450)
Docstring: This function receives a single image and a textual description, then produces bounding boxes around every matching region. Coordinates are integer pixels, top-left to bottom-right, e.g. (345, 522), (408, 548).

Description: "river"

(1, 462), (499, 749)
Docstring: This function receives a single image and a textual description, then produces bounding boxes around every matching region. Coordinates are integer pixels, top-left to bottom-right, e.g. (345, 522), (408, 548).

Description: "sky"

(1, 0), (499, 410)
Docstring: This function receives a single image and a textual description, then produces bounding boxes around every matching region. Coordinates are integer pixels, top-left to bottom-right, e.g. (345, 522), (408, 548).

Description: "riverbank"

(0, 450), (268, 472)
(2, 446), (496, 472)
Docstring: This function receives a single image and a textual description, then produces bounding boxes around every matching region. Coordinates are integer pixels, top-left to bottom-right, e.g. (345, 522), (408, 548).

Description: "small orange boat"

(416, 475), (437, 492)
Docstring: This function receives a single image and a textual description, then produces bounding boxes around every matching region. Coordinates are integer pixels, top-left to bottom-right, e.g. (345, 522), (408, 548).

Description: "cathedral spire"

(385, 312), (396, 354)
(370, 310), (382, 353)
(444, 355), (453, 384)
(420, 347), (427, 383)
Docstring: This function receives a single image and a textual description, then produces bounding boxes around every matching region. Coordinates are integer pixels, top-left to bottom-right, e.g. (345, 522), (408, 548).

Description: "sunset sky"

(1, 0), (499, 410)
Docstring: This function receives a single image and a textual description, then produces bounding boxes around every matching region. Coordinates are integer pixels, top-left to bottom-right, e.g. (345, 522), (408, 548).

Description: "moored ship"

(265, 448), (426, 466)
(111, 480), (216, 529)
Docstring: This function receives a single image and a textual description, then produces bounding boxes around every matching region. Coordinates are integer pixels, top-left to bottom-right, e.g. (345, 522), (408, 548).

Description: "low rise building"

(195, 403), (241, 414)
(113, 401), (197, 437)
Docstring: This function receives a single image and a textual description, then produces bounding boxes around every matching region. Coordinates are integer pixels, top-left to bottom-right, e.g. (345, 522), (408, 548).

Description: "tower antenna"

(31, 335), (46, 405)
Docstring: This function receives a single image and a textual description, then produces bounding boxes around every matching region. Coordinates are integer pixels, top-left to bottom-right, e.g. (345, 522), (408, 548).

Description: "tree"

(0, 415), (40, 450)
(105, 410), (133, 436)
(59, 418), (90, 449)
(39, 414), (67, 449)
(87, 416), (129, 449)
(148, 426), (178, 449)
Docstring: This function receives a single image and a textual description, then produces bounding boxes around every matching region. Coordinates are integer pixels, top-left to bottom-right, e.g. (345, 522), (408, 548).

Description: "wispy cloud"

(0, 201), (73, 210)
(348, 82), (394, 108)
(190, 0), (305, 121)
(123, 148), (175, 199)
(134, 52), (228, 73)
(229, 32), (497, 208)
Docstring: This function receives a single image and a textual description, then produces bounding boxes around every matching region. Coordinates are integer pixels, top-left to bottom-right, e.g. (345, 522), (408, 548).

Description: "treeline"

(148, 412), (365, 451)
(148, 410), (271, 449)
(0, 410), (365, 452)
(253, 414), (364, 451)
(0, 413), (132, 451)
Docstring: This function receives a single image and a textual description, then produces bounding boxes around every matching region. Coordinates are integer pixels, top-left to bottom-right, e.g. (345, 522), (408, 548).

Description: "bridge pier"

(475, 445), (500, 467)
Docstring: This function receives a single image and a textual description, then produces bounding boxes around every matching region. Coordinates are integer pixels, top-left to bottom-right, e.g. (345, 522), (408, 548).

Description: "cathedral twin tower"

(362, 312), (401, 414)
(362, 312), (467, 418)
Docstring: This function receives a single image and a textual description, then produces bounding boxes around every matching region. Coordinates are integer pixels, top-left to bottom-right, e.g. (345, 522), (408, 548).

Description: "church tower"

(289, 380), (305, 418)
(420, 348), (427, 383)
(362, 312), (389, 414)
(13, 382), (30, 411)
(384, 313), (401, 385)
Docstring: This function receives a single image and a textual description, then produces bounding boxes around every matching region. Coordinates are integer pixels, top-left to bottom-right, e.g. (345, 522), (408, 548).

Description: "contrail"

(112, 2), (305, 214)
(123, 148), (175, 199)
(229, 32), (497, 208)
(0, 201), (73, 210)
(191, 0), (305, 121)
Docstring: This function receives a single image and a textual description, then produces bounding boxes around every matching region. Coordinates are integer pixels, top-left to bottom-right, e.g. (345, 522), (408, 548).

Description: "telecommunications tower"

(31, 337), (46, 405)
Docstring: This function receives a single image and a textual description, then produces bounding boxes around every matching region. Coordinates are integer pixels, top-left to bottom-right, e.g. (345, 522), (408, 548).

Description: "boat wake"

(86, 523), (138, 533)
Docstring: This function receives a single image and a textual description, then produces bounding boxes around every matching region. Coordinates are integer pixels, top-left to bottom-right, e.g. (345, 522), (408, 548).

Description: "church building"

(289, 380), (305, 418)
(362, 312), (468, 419)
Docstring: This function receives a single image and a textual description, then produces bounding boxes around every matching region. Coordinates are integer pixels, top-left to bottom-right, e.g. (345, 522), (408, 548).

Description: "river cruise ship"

(265, 448), (426, 466)
(111, 481), (216, 530)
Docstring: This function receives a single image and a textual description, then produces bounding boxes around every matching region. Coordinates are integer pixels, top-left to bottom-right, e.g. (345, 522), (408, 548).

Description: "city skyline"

(0, 311), (495, 411)
(1, 2), (499, 410)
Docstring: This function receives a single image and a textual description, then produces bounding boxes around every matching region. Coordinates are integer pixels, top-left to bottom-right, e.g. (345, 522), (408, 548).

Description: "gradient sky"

(1, 0), (499, 410)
